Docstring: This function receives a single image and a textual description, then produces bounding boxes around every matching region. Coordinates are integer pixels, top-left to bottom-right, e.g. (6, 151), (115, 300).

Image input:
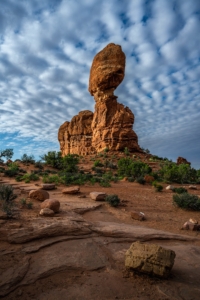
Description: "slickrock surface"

(58, 43), (141, 155)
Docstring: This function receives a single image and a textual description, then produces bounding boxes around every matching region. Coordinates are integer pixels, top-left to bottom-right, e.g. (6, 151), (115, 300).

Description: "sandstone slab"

(125, 241), (176, 278)
(62, 186), (80, 194)
(41, 184), (56, 190)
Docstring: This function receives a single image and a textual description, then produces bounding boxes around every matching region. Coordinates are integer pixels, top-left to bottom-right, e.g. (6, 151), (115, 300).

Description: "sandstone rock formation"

(177, 157), (191, 165)
(58, 43), (141, 155)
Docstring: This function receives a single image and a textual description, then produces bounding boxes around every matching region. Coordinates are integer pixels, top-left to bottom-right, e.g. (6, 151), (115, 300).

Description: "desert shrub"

(0, 167), (5, 172)
(15, 175), (23, 182)
(42, 174), (62, 185)
(0, 184), (17, 217)
(94, 160), (104, 167)
(128, 177), (134, 182)
(34, 161), (44, 169)
(4, 162), (19, 177)
(62, 154), (79, 172)
(99, 179), (111, 187)
(0, 149), (13, 163)
(118, 158), (151, 179)
(27, 201), (33, 209)
(124, 147), (130, 156)
(136, 176), (145, 184)
(159, 162), (197, 184)
(105, 194), (120, 207)
(21, 173), (40, 182)
(40, 151), (63, 169)
(104, 147), (109, 153)
(152, 181), (163, 192)
(173, 193), (200, 210)
(21, 154), (35, 164)
(173, 187), (187, 194)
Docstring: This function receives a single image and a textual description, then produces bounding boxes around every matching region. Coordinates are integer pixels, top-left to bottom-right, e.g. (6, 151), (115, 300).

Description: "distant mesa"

(58, 43), (141, 155)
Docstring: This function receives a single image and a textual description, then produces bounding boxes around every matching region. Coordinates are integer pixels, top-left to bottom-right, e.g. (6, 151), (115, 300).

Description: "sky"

(0, 0), (200, 168)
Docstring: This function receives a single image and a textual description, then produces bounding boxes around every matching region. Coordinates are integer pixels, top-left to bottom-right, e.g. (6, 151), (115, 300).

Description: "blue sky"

(0, 0), (200, 168)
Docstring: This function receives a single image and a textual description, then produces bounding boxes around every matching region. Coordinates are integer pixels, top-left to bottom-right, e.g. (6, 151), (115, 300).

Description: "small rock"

(29, 189), (49, 201)
(144, 175), (154, 183)
(39, 208), (55, 217)
(62, 186), (80, 194)
(189, 218), (198, 224)
(182, 221), (200, 231)
(121, 177), (128, 181)
(125, 241), (176, 278)
(40, 199), (60, 213)
(41, 184), (56, 190)
(188, 185), (197, 190)
(131, 211), (145, 221)
(78, 195), (86, 198)
(90, 192), (107, 201)
(166, 185), (175, 190)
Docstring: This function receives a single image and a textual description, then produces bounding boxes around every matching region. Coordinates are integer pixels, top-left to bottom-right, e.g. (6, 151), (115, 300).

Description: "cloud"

(0, 0), (200, 168)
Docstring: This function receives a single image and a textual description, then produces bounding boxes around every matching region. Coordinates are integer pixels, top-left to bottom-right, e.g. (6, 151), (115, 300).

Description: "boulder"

(144, 175), (154, 183)
(39, 208), (55, 217)
(41, 184), (56, 190)
(40, 199), (60, 213)
(29, 189), (49, 201)
(166, 185), (175, 190)
(90, 192), (107, 201)
(177, 157), (191, 165)
(131, 211), (145, 221)
(62, 186), (80, 194)
(182, 221), (200, 231)
(125, 241), (176, 278)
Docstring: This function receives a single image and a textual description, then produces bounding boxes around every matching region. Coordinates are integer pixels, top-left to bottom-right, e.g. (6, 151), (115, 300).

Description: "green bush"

(124, 147), (130, 156)
(173, 187), (187, 194)
(94, 160), (104, 167)
(27, 202), (33, 209)
(105, 194), (120, 207)
(128, 177), (134, 182)
(0, 184), (17, 217)
(0, 149), (13, 163)
(40, 151), (63, 169)
(34, 161), (44, 169)
(159, 162), (197, 184)
(173, 193), (200, 210)
(118, 158), (151, 179)
(42, 174), (62, 185)
(136, 176), (145, 184)
(21, 154), (35, 164)
(154, 184), (163, 192)
(21, 173), (40, 182)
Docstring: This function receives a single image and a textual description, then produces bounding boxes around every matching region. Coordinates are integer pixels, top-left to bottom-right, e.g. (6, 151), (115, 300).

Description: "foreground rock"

(39, 208), (55, 217)
(58, 43), (141, 155)
(166, 185), (175, 190)
(125, 241), (176, 278)
(41, 199), (60, 213)
(62, 186), (80, 194)
(90, 192), (107, 201)
(29, 189), (49, 201)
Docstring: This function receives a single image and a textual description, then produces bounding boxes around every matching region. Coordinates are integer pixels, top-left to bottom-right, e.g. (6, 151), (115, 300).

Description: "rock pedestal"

(58, 43), (141, 155)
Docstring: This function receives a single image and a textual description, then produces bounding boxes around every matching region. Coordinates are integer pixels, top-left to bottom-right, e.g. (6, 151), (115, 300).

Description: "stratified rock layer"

(58, 110), (94, 155)
(58, 43), (141, 155)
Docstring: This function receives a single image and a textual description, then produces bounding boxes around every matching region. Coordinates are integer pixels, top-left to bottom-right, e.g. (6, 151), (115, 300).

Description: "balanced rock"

(58, 43), (141, 155)
(125, 241), (176, 278)
(29, 189), (49, 201)
(40, 199), (60, 213)
(39, 208), (54, 217)
(41, 184), (56, 190)
(62, 186), (80, 194)
(90, 192), (107, 201)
